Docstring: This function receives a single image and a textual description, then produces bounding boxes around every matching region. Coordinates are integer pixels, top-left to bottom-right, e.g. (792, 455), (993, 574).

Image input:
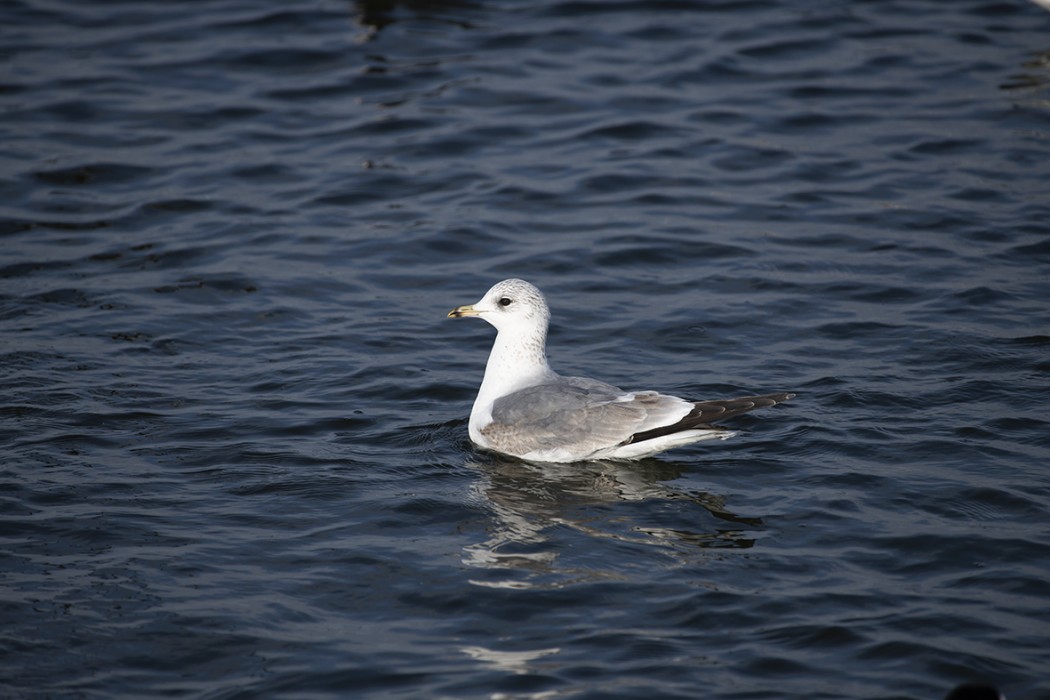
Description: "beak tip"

(448, 304), (478, 319)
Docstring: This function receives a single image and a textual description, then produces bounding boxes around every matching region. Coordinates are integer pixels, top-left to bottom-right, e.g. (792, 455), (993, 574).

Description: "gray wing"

(482, 378), (694, 456)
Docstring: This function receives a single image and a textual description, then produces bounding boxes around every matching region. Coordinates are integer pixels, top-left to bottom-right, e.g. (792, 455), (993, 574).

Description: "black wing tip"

(626, 391), (794, 447)
(747, 392), (795, 407)
(713, 391), (796, 407)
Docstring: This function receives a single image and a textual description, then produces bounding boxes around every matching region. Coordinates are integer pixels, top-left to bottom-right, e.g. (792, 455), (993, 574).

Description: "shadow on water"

(461, 454), (764, 589)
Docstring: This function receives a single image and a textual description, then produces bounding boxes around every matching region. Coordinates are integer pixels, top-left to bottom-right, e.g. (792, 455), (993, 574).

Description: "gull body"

(448, 279), (792, 462)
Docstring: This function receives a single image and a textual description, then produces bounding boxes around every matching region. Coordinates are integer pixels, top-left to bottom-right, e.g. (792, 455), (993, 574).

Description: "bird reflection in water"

(462, 456), (764, 589)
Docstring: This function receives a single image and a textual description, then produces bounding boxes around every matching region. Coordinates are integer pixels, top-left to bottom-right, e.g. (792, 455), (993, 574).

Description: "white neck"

(469, 324), (555, 436)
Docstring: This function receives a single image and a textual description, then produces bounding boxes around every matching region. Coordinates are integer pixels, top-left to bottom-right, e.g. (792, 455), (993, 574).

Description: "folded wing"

(483, 377), (793, 460)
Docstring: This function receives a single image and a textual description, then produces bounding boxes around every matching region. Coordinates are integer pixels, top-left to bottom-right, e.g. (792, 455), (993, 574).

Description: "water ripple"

(2, 0), (1049, 698)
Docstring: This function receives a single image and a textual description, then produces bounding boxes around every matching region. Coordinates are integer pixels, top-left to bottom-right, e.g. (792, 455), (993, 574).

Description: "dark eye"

(498, 297), (513, 307)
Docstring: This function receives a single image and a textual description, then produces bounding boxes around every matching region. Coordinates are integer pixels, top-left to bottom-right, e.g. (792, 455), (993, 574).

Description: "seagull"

(447, 278), (793, 462)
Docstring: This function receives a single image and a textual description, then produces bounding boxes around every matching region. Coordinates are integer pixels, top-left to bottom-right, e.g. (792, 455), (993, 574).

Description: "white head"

(447, 278), (551, 336)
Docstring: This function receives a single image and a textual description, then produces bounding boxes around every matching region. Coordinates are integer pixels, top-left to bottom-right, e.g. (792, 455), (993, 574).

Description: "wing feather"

(482, 381), (794, 461)
(625, 392), (795, 446)
(483, 381), (693, 457)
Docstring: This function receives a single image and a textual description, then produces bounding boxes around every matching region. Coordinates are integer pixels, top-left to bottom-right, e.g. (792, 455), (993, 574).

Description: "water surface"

(2, 1), (1049, 698)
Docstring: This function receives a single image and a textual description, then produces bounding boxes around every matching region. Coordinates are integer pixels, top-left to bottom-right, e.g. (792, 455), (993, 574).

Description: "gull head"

(447, 278), (551, 334)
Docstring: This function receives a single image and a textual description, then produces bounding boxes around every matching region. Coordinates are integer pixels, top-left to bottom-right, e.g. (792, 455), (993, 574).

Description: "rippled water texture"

(2, 1), (1050, 698)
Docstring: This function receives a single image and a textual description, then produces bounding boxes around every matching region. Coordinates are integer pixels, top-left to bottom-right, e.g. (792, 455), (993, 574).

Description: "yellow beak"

(448, 304), (481, 318)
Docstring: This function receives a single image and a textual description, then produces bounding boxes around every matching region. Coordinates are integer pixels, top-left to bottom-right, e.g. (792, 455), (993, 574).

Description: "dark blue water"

(3, 1), (1049, 698)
